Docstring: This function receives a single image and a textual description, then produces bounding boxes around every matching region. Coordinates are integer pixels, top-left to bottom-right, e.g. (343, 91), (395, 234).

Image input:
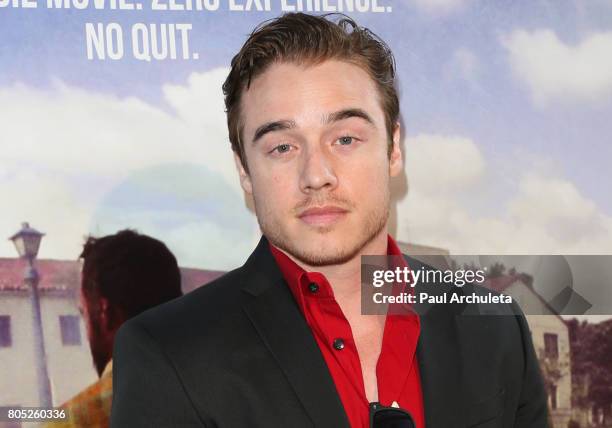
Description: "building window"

(59, 315), (81, 346)
(0, 316), (11, 347)
(544, 333), (559, 359)
(549, 384), (558, 410)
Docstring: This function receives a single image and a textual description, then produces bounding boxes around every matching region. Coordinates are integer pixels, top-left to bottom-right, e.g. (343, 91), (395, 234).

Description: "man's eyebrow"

(325, 108), (376, 127)
(251, 109), (373, 144)
(252, 120), (296, 144)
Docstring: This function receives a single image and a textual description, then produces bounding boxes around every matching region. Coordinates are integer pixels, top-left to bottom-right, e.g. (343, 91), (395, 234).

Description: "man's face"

(236, 60), (402, 266)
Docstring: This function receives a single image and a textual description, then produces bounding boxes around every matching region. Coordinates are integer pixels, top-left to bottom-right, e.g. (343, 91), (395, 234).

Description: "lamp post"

(9, 222), (53, 407)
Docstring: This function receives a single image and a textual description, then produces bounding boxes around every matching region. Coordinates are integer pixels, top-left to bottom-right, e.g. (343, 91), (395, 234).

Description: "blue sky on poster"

(1, 0), (612, 269)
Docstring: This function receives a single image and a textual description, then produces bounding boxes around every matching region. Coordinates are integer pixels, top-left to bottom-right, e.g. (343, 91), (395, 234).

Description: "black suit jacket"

(110, 237), (548, 428)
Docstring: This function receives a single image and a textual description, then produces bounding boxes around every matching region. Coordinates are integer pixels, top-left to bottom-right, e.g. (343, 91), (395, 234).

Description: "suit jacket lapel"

(415, 282), (465, 428)
(239, 241), (467, 428)
(241, 237), (350, 428)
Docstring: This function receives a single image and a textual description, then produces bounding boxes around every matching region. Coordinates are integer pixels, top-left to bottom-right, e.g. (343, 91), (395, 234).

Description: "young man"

(111, 14), (547, 428)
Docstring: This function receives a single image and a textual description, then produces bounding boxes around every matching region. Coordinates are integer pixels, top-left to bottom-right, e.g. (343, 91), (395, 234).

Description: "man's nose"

(299, 145), (338, 193)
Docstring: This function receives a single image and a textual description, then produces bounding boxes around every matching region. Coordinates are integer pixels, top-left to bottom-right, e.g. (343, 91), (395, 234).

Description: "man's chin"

(293, 252), (351, 266)
(285, 239), (362, 267)
(263, 214), (388, 266)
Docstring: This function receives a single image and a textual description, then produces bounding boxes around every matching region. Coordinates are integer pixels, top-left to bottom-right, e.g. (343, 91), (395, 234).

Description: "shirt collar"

(269, 235), (406, 304)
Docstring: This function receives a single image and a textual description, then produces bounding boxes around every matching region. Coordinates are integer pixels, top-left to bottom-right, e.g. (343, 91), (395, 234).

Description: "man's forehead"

(239, 60), (384, 134)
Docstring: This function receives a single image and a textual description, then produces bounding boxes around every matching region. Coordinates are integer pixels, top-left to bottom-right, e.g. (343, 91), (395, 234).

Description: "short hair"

(223, 12), (399, 172)
(80, 229), (182, 320)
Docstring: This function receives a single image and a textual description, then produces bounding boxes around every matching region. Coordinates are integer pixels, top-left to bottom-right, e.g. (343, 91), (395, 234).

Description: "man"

(111, 13), (547, 427)
(47, 230), (183, 428)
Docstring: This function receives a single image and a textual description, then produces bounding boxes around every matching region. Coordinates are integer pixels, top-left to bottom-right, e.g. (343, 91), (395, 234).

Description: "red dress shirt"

(270, 236), (425, 428)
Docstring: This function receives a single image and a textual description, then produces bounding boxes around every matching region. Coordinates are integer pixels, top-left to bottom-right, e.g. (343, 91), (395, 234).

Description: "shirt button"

(308, 282), (319, 293)
(333, 338), (345, 350)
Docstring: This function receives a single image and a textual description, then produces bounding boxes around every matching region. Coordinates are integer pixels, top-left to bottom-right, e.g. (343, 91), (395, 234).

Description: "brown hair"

(80, 229), (182, 320)
(222, 12), (399, 172)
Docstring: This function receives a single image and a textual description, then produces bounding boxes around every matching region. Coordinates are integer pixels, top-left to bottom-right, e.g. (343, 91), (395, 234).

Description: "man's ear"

(233, 152), (253, 195)
(389, 122), (403, 177)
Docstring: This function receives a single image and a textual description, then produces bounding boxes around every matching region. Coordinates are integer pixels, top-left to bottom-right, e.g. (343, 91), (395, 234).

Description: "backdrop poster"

(1, 0), (611, 425)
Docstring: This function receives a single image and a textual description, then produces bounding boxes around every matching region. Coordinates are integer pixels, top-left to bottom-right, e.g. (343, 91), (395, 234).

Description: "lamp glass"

(23, 233), (42, 258)
(10, 223), (43, 259)
(12, 236), (27, 258)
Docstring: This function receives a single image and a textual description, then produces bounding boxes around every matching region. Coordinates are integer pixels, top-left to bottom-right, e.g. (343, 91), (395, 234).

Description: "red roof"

(181, 268), (225, 293)
(0, 258), (225, 293)
(0, 258), (80, 291)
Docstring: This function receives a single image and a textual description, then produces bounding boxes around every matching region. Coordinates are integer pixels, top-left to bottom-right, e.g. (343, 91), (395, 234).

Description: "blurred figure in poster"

(45, 229), (183, 428)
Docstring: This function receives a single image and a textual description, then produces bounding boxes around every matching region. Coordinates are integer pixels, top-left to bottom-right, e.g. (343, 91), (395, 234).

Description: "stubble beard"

(255, 190), (390, 267)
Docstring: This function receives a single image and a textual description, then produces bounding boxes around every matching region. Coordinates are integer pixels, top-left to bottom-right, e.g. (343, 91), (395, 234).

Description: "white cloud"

(0, 69), (259, 267)
(0, 68), (238, 186)
(404, 134), (485, 194)
(502, 29), (612, 105)
(509, 174), (598, 225)
(1, 83), (176, 176)
(508, 174), (612, 249)
(396, 134), (612, 254)
(0, 170), (91, 260)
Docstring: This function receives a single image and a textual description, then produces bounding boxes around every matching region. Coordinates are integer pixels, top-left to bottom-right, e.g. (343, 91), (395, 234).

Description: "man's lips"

(298, 206), (348, 226)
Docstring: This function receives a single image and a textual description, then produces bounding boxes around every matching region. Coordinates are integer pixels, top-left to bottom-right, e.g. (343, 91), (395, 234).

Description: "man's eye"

(337, 136), (354, 145)
(272, 144), (292, 154)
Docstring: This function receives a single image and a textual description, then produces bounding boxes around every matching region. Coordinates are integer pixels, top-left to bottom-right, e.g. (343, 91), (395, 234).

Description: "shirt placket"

(301, 272), (369, 403)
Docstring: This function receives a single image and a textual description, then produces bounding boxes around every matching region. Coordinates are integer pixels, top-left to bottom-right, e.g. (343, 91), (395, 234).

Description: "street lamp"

(9, 222), (53, 407)
(10, 222), (44, 259)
